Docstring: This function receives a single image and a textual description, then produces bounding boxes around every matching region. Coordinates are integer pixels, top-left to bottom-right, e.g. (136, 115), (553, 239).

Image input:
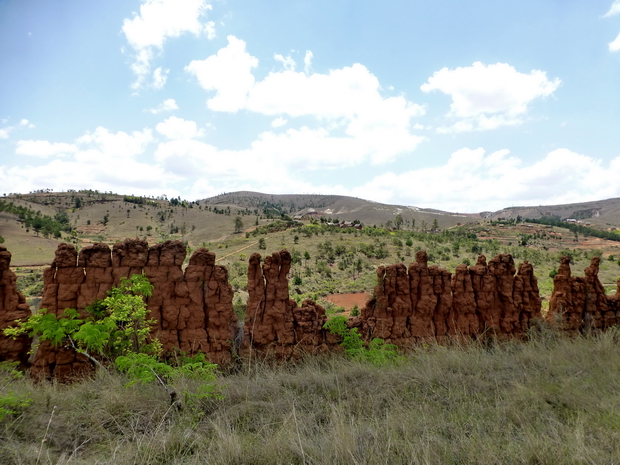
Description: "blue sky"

(1, 0), (620, 212)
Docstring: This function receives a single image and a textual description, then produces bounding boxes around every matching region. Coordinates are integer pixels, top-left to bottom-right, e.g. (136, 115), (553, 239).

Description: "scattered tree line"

(525, 216), (620, 243)
(0, 200), (73, 239)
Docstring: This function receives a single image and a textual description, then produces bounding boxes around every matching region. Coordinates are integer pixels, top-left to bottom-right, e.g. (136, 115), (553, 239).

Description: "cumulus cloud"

(1, 127), (172, 196)
(185, 36), (258, 112)
(352, 148), (620, 212)
(0, 119), (32, 139)
(271, 117), (287, 128)
(152, 67), (168, 89)
(148, 98), (179, 114)
(609, 33), (620, 52)
(15, 140), (78, 158)
(155, 116), (204, 139)
(122, 0), (214, 90)
(187, 39), (425, 164)
(421, 62), (561, 132)
(304, 51), (313, 75)
(604, 1), (620, 17)
(274, 54), (296, 71)
(76, 127), (153, 159)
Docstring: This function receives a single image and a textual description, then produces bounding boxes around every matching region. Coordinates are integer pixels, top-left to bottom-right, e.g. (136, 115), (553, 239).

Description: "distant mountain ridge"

(203, 192), (620, 229)
(481, 198), (620, 227)
(201, 191), (478, 229)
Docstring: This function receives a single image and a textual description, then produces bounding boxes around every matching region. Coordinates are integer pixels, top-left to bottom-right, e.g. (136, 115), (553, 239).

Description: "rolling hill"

(3, 190), (620, 266)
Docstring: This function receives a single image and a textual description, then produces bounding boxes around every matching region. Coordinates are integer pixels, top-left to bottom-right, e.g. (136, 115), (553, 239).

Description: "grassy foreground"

(2, 328), (620, 464)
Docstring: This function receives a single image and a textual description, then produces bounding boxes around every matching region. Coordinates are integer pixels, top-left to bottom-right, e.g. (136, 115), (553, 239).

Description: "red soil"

(324, 292), (371, 311)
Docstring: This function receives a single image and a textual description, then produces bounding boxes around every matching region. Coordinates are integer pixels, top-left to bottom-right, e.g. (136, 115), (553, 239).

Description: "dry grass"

(2, 327), (620, 464)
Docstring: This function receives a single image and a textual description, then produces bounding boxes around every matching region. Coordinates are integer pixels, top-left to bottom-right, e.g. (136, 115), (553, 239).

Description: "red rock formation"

(362, 252), (454, 344)
(291, 299), (330, 356)
(408, 251), (436, 339)
(606, 278), (620, 327)
(244, 251), (295, 357)
(469, 255), (502, 333)
(361, 263), (412, 343)
(432, 266), (453, 341)
(488, 254), (519, 335)
(0, 247), (32, 367)
(243, 250), (332, 358)
(32, 244), (91, 380)
(31, 240), (238, 380)
(178, 248), (237, 364)
(361, 251), (542, 345)
(77, 243), (113, 311)
(548, 256), (613, 333)
(450, 263), (479, 338)
(548, 256), (581, 332)
(514, 261), (542, 333)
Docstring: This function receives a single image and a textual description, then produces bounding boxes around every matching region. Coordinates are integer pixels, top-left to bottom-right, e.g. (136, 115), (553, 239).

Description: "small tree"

(5, 274), (157, 363)
(4, 275), (220, 395)
(394, 213), (404, 230)
(258, 237), (266, 250)
(234, 216), (244, 233)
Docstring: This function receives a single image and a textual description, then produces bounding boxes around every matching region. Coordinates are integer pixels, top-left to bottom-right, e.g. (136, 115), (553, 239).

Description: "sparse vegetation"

(2, 329), (620, 462)
(4, 191), (620, 461)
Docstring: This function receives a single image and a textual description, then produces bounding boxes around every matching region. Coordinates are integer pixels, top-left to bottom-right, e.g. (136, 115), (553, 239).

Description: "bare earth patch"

(324, 292), (371, 311)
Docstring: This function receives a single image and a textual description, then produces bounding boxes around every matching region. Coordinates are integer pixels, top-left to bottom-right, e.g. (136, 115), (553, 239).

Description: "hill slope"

(484, 198), (620, 227)
(202, 191), (478, 229)
(3, 190), (620, 266)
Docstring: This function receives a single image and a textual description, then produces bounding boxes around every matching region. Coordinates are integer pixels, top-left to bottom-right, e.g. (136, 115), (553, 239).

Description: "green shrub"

(324, 316), (399, 365)
(3, 275), (220, 394)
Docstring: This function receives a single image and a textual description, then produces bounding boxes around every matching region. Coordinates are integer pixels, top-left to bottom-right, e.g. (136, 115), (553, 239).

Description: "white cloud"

(304, 51), (313, 75)
(604, 1), (620, 17)
(609, 33), (620, 52)
(152, 67), (168, 89)
(204, 21), (216, 40)
(153, 135), (353, 199)
(0, 119), (33, 139)
(352, 148), (620, 212)
(155, 116), (203, 139)
(122, 0), (214, 90)
(187, 41), (425, 164)
(421, 62), (561, 132)
(148, 98), (179, 114)
(15, 140), (78, 158)
(249, 64), (425, 163)
(271, 117), (287, 128)
(274, 54), (296, 71)
(1, 127), (172, 196)
(185, 36), (258, 112)
(76, 127), (153, 159)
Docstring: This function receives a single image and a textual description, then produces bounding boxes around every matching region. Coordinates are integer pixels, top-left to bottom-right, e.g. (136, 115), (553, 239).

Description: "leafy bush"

(4, 275), (220, 393)
(324, 316), (399, 365)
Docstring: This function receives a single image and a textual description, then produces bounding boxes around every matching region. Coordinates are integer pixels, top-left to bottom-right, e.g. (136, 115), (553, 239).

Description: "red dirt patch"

(324, 292), (371, 311)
